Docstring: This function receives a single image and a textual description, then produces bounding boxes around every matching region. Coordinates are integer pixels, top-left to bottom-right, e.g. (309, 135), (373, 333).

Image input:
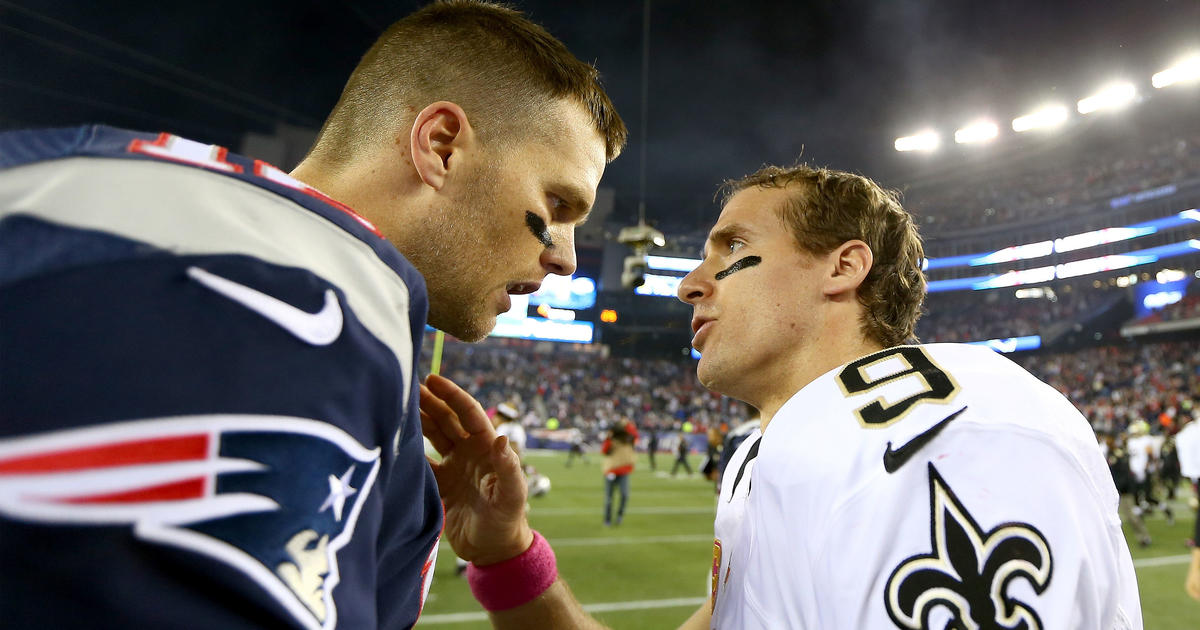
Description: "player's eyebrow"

(554, 183), (594, 225)
(701, 223), (752, 259)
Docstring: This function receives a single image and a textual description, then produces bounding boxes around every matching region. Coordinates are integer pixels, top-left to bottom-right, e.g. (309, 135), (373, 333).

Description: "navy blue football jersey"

(0, 126), (443, 629)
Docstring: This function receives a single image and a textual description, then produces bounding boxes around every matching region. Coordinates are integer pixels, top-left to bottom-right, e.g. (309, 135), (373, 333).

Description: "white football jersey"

(710, 343), (1141, 630)
(712, 426), (761, 621)
(1125, 434), (1161, 482)
(496, 421), (527, 455)
(1178, 422), (1200, 479)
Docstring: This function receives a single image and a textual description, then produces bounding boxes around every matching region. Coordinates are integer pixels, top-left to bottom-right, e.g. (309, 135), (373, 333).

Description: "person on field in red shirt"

(601, 417), (638, 526)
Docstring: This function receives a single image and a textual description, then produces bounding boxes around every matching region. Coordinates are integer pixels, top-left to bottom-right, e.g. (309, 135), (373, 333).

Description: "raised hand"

(420, 373), (533, 566)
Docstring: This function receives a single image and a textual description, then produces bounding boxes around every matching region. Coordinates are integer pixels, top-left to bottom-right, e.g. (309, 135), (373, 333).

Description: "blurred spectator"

(565, 430), (588, 467)
(493, 402), (526, 461)
(601, 417), (638, 526)
(1108, 433), (1152, 547)
(647, 427), (660, 470)
(671, 435), (693, 477)
(702, 426), (724, 483)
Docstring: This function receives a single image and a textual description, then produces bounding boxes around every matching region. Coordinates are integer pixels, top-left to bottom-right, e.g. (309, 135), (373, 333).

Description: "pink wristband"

(466, 530), (558, 611)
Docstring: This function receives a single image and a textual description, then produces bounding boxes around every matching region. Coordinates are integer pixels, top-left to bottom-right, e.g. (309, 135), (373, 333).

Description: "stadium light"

(1076, 82), (1136, 114)
(1156, 268), (1187, 283)
(894, 131), (939, 152)
(1012, 105), (1068, 132)
(954, 121), (999, 145)
(1152, 54), (1200, 88)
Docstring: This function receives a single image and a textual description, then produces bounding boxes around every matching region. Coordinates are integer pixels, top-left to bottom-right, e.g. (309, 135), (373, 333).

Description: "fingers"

(420, 382), (469, 454)
(420, 406), (456, 456)
(425, 373), (496, 435)
(489, 435), (529, 509)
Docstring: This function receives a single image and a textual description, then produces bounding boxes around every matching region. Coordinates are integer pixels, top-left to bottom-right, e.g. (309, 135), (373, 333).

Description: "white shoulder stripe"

(0, 158), (415, 404)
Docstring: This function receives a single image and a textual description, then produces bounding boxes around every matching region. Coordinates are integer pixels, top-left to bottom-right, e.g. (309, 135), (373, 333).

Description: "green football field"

(417, 451), (1198, 629)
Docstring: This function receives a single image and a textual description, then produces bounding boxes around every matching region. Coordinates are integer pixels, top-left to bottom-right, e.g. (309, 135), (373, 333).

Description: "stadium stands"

(1020, 339), (1200, 436)
(422, 334), (751, 442)
(916, 282), (1121, 343)
(422, 331), (1200, 442)
(904, 130), (1200, 236)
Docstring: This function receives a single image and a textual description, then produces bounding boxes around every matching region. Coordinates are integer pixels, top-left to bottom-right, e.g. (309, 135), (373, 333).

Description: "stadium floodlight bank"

(954, 121), (999, 145)
(1076, 82), (1137, 114)
(1152, 54), (1200, 89)
(1012, 105), (1069, 132)
(894, 131), (939, 152)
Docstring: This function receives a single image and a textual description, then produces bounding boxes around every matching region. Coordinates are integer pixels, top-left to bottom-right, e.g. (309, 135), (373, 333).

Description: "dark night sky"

(2, 0), (1198, 227)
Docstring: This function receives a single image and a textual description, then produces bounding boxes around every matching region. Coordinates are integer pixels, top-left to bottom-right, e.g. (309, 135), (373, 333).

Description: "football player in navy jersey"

(0, 2), (624, 629)
(422, 164), (1142, 629)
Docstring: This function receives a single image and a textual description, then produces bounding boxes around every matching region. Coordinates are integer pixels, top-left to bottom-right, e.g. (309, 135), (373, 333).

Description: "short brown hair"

(720, 164), (926, 347)
(310, 0), (626, 163)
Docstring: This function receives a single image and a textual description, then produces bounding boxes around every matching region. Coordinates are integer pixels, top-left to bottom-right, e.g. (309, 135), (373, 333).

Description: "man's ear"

(823, 240), (873, 297)
(409, 101), (475, 190)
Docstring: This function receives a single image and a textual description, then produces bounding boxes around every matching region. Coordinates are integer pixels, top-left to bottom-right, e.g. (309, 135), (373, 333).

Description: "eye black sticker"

(525, 211), (554, 248)
(715, 255), (761, 280)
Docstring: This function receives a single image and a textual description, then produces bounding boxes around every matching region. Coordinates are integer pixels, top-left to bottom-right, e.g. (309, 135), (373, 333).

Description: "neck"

(291, 153), (418, 242)
(290, 159), (346, 203)
(756, 335), (884, 433)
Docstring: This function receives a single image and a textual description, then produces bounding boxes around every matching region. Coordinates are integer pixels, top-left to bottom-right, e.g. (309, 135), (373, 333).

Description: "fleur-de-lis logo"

(885, 464), (1052, 630)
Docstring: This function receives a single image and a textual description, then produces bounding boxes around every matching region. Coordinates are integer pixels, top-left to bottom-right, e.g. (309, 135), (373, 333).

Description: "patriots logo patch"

(0, 415), (381, 630)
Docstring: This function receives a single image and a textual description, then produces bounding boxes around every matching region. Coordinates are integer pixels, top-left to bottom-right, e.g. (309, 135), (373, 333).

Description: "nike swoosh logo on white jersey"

(187, 266), (343, 346)
(882, 406), (968, 474)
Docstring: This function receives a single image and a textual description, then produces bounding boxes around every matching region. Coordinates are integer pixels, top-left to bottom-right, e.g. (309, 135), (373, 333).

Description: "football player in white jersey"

(421, 164), (1142, 629)
(494, 403), (528, 459)
(1176, 415), (1200, 600)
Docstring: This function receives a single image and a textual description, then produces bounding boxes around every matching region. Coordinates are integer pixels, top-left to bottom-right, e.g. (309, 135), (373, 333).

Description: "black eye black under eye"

(715, 255), (762, 280)
(525, 211), (554, 248)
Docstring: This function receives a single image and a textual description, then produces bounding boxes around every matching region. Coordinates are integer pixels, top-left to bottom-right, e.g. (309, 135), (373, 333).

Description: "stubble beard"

(415, 166), (502, 342)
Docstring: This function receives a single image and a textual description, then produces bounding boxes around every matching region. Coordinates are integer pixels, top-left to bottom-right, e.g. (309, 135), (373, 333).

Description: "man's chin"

(429, 313), (495, 343)
(696, 358), (731, 394)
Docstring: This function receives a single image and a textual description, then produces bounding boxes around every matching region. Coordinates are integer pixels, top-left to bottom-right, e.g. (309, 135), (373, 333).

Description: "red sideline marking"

(0, 435), (208, 474)
(53, 477), (206, 504)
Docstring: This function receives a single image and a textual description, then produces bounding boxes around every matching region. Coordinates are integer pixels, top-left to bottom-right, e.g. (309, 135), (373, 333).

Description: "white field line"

(419, 554), (1195, 624)
(419, 596), (707, 625)
(551, 533), (711, 547)
(1132, 553), (1192, 568)
(541, 485), (709, 492)
(532, 506), (715, 516)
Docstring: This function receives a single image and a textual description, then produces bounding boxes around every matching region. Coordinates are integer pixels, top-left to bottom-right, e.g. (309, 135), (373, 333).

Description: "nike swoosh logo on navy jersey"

(882, 406), (968, 474)
(187, 266), (343, 346)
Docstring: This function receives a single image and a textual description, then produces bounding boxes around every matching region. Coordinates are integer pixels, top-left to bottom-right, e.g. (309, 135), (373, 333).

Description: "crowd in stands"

(916, 283), (1116, 342)
(1020, 340), (1200, 437)
(902, 130), (1200, 235)
(422, 336), (749, 442)
(421, 330), (1200, 444)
